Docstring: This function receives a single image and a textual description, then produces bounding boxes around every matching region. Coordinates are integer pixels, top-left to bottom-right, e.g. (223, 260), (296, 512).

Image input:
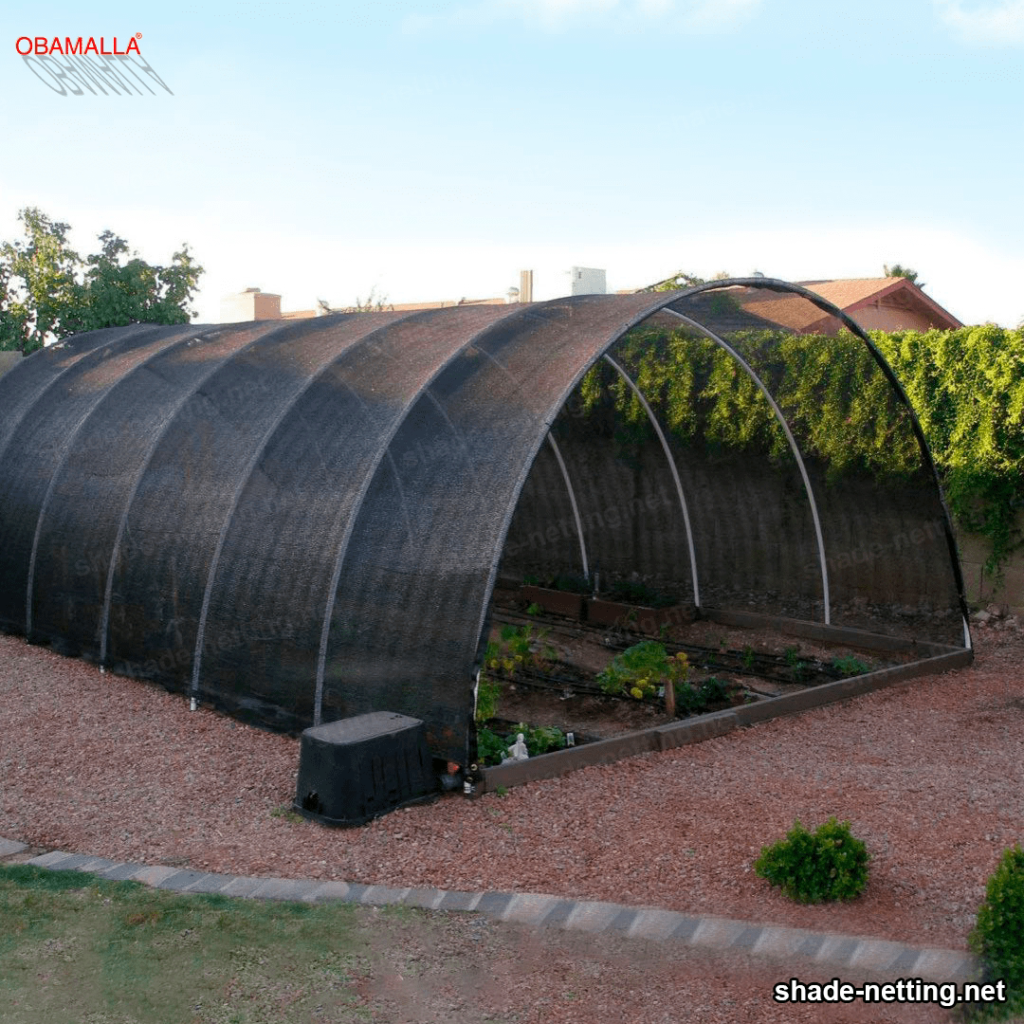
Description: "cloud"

(404, 0), (761, 35)
(934, 0), (1024, 44)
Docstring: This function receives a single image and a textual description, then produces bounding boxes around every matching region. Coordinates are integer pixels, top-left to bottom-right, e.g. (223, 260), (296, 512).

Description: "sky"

(2, 0), (1023, 326)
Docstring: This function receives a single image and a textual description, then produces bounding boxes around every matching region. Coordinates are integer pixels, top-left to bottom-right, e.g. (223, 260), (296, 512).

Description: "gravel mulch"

(2, 625), (1023, 1021)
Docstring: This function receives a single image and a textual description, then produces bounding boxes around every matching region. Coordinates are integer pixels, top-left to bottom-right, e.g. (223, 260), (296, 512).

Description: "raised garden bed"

(473, 596), (972, 793)
(520, 584), (585, 619)
(586, 597), (696, 632)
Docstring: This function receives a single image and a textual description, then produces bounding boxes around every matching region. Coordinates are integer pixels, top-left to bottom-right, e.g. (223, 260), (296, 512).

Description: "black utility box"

(293, 712), (438, 827)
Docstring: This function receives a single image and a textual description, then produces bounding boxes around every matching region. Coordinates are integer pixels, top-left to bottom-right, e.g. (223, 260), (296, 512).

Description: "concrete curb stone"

(1, 836), (984, 983)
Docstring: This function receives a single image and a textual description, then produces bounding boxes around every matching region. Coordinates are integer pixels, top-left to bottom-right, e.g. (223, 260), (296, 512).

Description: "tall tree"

(0, 208), (83, 352)
(0, 207), (203, 354)
(77, 230), (203, 333)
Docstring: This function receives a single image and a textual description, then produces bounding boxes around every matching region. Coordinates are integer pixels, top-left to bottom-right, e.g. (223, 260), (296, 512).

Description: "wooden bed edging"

(701, 608), (964, 659)
(476, 646), (973, 794)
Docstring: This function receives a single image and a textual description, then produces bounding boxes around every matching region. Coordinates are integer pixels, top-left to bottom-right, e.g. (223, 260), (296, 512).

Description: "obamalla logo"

(16, 34), (143, 56)
(15, 33), (173, 95)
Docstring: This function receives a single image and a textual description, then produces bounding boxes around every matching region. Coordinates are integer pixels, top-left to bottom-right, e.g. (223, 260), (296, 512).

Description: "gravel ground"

(2, 625), (1022, 1022)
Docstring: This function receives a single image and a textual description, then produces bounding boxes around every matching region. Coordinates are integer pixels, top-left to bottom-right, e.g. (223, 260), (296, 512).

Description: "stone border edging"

(0, 840), (980, 984)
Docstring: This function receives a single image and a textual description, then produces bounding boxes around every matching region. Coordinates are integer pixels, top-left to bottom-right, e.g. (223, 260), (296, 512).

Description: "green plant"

(481, 624), (555, 688)
(674, 675), (728, 715)
(754, 818), (870, 903)
(505, 624), (554, 673)
(831, 655), (869, 677)
(783, 647), (809, 681)
(526, 602), (542, 615)
(476, 727), (508, 766)
(476, 723), (567, 765)
(597, 641), (689, 700)
(475, 676), (501, 723)
(969, 845), (1024, 1018)
(509, 722), (566, 756)
(494, 785), (509, 797)
(548, 572), (592, 595)
(741, 645), (755, 671)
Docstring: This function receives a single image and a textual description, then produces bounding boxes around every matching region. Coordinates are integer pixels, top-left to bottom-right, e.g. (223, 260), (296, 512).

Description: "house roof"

(803, 277), (962, 330)
(729, 277), (962, 334)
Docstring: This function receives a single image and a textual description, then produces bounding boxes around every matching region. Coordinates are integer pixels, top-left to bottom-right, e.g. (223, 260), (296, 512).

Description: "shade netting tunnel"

(0, 280), (971, 765)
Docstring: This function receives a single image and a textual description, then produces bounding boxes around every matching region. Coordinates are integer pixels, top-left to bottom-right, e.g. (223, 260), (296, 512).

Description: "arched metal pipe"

(659, 307), (831, 624)
(545, 432), (589, 580)
(601, 352), (701, 609)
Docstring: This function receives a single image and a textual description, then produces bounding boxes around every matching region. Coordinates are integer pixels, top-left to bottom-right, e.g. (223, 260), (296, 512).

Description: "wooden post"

(664, 677), (676, 718)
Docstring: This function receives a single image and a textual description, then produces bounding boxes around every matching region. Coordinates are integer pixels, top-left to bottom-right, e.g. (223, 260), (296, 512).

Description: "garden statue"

(502, 733), (530, 764)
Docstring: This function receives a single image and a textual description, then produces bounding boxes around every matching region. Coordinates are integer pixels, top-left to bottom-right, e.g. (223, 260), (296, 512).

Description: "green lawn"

(0, 865), (387, 1023)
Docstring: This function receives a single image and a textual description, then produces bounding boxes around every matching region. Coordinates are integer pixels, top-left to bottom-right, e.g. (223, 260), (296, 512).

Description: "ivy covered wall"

(576, 322), (1023, 590)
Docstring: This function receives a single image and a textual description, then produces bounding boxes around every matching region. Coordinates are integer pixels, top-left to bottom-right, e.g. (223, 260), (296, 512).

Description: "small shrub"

(832, 655), (869, 677)
(597, 641), (689, 700)
(476, 727), (508, 767)
(526, 602), (543, 615)
(754, 818), (870, 903)
(674, 675), (729, 715)
(969, 845), (1024, 1017)
(482, 624), (555, 684)
(782, 646), (809, 680)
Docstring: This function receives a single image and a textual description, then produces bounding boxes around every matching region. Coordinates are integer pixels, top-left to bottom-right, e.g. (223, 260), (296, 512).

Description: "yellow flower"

(629, 686), (644, 700)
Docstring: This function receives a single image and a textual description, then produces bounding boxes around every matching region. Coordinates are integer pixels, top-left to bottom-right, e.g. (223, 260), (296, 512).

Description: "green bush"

(483, 624), (555, 680)
(831, 655), (869, 678)
(675, 675), (728, 715)
(597, 640), (689, 700)
(475, 723), (567, 766)
(969, 845), (1024, 1017)
(754, 818), (870, 903)
(509, 722), (566, 757)
(476, 727), (509, 767)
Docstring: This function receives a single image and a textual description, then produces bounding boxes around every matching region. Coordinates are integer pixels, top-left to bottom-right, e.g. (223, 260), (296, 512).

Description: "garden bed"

(475, 586), (970, 789)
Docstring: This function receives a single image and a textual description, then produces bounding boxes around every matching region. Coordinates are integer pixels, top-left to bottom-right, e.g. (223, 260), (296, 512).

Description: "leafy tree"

(1, 208), (83, 352)
(883, 263), (924, 289)
(0, 207), (203, 354)
(640, 270), (706, 293)
(76, 230), (202, 334)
